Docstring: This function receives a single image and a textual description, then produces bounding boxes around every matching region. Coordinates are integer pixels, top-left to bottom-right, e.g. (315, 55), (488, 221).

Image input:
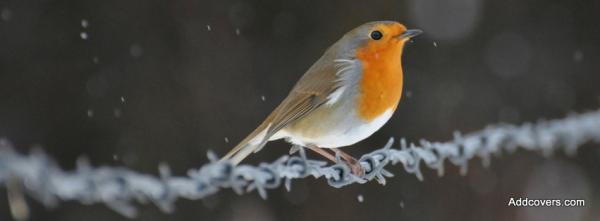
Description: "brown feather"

(220, 50), (341, 164)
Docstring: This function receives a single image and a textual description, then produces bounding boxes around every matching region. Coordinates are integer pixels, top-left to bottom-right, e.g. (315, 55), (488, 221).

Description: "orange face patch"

(355, 23), (407, 121)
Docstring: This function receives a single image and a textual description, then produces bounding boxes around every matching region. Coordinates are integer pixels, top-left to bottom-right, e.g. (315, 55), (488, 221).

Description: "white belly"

(272, 108), (395, 148)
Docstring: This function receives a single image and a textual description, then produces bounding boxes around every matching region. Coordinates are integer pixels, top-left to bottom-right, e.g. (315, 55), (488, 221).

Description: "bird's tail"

(220, 121), (272, 165)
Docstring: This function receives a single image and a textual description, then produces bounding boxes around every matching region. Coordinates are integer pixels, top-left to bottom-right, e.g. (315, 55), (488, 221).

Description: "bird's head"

(334, 21), (422, 59)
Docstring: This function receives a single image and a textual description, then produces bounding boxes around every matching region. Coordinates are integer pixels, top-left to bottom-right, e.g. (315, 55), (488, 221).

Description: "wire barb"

(1, 109), (600, 217)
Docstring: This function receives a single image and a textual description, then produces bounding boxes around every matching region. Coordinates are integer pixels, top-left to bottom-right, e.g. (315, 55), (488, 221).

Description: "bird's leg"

(332, 148), (365, 177)
(305, 145), (337, 163)
(305, 145), (365, 177)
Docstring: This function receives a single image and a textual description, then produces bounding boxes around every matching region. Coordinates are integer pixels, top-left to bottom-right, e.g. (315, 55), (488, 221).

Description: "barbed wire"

(1, 109), (600, 217)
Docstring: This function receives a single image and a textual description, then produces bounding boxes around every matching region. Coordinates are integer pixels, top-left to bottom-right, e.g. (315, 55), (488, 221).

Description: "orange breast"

(355, 42), (404, 121)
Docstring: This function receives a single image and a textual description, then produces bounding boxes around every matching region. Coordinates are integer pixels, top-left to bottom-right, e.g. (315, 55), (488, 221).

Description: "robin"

(221, 21), (421, 176)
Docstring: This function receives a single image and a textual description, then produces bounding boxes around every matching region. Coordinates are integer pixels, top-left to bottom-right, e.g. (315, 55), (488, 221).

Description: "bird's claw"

(346, 158), (365, 177)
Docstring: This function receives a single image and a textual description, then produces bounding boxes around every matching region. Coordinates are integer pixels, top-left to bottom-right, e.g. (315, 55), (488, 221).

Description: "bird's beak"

(397, 29), (423, 39)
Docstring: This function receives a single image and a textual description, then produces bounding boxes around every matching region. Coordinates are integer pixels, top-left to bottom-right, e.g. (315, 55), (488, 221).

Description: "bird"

(221, 21), (421, 176)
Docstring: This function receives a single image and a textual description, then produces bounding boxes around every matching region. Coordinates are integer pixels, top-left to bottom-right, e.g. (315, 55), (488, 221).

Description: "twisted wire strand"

(1, 109), (599, 217)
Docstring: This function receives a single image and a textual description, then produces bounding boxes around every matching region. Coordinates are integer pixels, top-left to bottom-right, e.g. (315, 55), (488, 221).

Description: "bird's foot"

(304, 145), (365, 177)
(345, 157), (365, 177)
(332, 148), (364, 177)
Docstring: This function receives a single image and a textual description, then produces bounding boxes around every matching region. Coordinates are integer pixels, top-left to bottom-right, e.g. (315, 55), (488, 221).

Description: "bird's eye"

(370, 30), (383, 40)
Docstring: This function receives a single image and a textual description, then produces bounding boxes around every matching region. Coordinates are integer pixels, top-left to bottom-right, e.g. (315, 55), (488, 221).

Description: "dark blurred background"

(1, 0), (599, 220)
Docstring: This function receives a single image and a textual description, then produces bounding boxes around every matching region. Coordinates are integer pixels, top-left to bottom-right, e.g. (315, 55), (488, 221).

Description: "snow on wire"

(1, 109), (600, 217)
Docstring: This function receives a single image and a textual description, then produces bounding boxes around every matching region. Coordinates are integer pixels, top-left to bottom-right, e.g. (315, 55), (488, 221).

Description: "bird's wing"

(221, 51), (357, 164)
(265, 53), (350, 135)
